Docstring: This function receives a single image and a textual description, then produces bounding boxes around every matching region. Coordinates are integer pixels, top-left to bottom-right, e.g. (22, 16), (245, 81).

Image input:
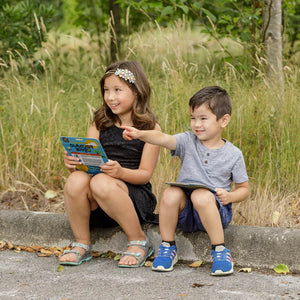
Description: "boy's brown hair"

(189, 86), (232, 120)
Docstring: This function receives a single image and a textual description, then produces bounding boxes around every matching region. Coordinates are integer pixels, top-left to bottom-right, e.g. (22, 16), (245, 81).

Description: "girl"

(59, 61), (160, 267)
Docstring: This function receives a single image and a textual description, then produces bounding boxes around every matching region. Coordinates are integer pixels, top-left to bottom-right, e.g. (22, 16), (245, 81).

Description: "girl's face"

(103, 75), (137, 121)
(190, 104), (229, 146)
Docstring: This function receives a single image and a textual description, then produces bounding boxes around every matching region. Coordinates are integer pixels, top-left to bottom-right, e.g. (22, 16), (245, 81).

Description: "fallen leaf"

(189, 260), (203, 268)
(7, 242), (13, 249)
(23, 247), (35, 253)
(0, 241), (6, 249)
(192, 283), (205, 288)
(274, 264), (289, 274)
(36, 252), (51, 257)
(144, 261), (152, 267)
(49, 247), (62, 255)
(238, 267), (252, 273)
(100, 250), (115, 259)
(272, 211), (281, 226)
(30, 245), (43, 251)
(44, 190), (58, 200)
(40, 248), (53, 255)
(92, 251), (101, 258)
(176, 294), (188, 297)
(56, 265), (65, 272)
(113, 254), (122, 261)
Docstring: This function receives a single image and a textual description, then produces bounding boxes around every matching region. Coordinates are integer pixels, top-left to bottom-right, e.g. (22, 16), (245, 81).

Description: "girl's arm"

(101, 124), (161, 185)
(87, 123), (100, 139)
(122, 125), (177, 150)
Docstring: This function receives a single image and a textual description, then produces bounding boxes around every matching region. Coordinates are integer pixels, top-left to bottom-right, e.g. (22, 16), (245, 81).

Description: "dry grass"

(0, 24), (299, 229)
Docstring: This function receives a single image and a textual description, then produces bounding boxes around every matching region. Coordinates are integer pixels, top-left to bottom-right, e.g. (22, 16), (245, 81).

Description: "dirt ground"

(0, 188), (65, 213)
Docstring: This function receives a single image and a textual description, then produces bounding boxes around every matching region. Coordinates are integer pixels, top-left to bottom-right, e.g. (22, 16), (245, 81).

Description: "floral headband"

(106, 68), (135, 84)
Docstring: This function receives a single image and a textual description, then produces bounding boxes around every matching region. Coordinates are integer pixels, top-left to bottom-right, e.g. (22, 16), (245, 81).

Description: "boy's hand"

(121, 126), (141, 141)
(100, 160), (124, 179)
(215, 188), (231, 205)
(64, 151), (81, 172)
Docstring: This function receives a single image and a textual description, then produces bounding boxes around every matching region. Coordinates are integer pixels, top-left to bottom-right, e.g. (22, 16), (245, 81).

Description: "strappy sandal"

(59, 242), (92, 266)
(118, 238), (154, 268)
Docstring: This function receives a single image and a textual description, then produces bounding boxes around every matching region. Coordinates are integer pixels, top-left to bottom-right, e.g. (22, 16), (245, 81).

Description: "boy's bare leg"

(159, 187), (186, 241)
(191, 189), (224, 245)
(90, 174), (147, 266)
(59, 172), (95, 262)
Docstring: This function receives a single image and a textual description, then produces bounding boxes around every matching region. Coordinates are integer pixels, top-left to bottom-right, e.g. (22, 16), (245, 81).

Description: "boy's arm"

(215, 181), (250, 205)
(122, 125), (177, 150)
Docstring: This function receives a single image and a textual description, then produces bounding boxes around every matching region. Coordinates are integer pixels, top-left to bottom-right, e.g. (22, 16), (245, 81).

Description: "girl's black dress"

(90, 125), (159, 228)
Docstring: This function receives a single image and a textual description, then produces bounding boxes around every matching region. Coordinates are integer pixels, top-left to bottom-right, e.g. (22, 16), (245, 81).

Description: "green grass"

(0, 24), (299, 228)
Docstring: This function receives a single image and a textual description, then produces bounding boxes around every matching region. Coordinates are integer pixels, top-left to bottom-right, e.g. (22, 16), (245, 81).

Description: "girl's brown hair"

(94, 61), (157, 131)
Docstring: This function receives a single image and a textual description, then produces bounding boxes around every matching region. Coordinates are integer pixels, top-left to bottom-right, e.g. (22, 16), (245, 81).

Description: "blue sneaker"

(211, 246), (234, 276)
(152, 242), (178, 272)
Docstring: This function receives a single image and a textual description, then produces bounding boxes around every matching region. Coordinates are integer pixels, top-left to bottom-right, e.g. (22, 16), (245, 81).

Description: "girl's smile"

(103, 75), (137, 120)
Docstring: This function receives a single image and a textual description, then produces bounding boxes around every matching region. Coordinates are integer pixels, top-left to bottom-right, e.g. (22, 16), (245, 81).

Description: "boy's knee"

(191, 189), (216, 208)
(161, 187), (185, 207)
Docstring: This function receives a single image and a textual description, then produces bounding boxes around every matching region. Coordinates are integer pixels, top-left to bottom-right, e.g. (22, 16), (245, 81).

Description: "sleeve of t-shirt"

(231, 152), (249, 184)
(170, 132), (189, 158)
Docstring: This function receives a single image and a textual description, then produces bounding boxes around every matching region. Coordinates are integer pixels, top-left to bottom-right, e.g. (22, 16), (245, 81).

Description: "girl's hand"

(121, 126), (141, 141)
(100, 160), (124, 179)
(215, 188), (231, 205)
(64, 151), (81, 172)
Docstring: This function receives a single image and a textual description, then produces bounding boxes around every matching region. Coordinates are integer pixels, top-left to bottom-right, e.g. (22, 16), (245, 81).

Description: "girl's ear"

(220, 114), (231, 128)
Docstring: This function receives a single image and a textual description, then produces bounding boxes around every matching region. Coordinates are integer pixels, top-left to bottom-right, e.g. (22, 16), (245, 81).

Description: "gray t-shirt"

(171, 131), (248, 191)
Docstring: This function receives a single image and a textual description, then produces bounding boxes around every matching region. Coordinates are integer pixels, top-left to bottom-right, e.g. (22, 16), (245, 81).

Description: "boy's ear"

(220, 114), (231, 128)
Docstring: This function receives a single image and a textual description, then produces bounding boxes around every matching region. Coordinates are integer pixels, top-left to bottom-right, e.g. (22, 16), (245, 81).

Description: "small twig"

(21, 164), (47, 192)
(21, 196), (30, 211)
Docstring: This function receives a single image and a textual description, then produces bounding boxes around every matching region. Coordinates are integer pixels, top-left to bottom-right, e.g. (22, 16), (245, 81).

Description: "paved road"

(1, 250), (299, 300)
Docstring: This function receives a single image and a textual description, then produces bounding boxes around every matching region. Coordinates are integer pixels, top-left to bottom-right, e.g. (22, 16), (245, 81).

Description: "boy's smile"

(190, 104), (230, 148)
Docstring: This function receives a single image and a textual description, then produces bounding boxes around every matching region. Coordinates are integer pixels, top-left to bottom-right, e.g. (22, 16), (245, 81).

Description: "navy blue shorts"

(177, 189), (232, 233)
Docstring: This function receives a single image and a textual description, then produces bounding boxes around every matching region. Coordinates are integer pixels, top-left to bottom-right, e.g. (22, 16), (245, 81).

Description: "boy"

(122, 86), (250, 275)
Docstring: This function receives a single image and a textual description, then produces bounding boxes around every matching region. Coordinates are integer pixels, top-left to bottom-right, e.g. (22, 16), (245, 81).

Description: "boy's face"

(190, 104), (230, 145)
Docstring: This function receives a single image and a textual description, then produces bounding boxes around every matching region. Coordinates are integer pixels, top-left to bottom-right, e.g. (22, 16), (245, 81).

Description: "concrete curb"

(0, 210), (299, 273)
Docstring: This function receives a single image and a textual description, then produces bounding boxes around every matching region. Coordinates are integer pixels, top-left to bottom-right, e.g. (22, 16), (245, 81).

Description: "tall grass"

(0, 22), (299, 228)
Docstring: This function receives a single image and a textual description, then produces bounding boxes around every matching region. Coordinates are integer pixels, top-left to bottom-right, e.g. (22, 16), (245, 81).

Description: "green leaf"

(178, 5), (189, 15)
(201, 8), (216, 23)
(274, 264), (289, 274)
(114, 254), (122, 261)
(44, 190), (58, 200)
(56, 265), (65, 272)
(161, 6), (174, 17)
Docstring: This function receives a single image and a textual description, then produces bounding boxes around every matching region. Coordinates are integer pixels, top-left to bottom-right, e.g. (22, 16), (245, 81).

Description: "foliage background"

(0, 0), (299, 229)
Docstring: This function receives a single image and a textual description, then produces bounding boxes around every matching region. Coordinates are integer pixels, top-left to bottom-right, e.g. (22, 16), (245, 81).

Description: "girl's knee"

(90, 174), (119, 199)
(64, 172), (91, 197)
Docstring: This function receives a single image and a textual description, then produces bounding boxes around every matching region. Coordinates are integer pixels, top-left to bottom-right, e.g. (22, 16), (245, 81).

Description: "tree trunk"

(262, 0), (284, 99)
(109, 0), (121, 62)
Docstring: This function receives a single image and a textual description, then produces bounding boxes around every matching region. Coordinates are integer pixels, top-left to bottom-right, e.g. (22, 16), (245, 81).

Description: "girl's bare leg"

(59, 172), (97, 262)
(90, 174), (147, 266)
(191, 189), (224, 245)
(159, 187), (186, 242)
